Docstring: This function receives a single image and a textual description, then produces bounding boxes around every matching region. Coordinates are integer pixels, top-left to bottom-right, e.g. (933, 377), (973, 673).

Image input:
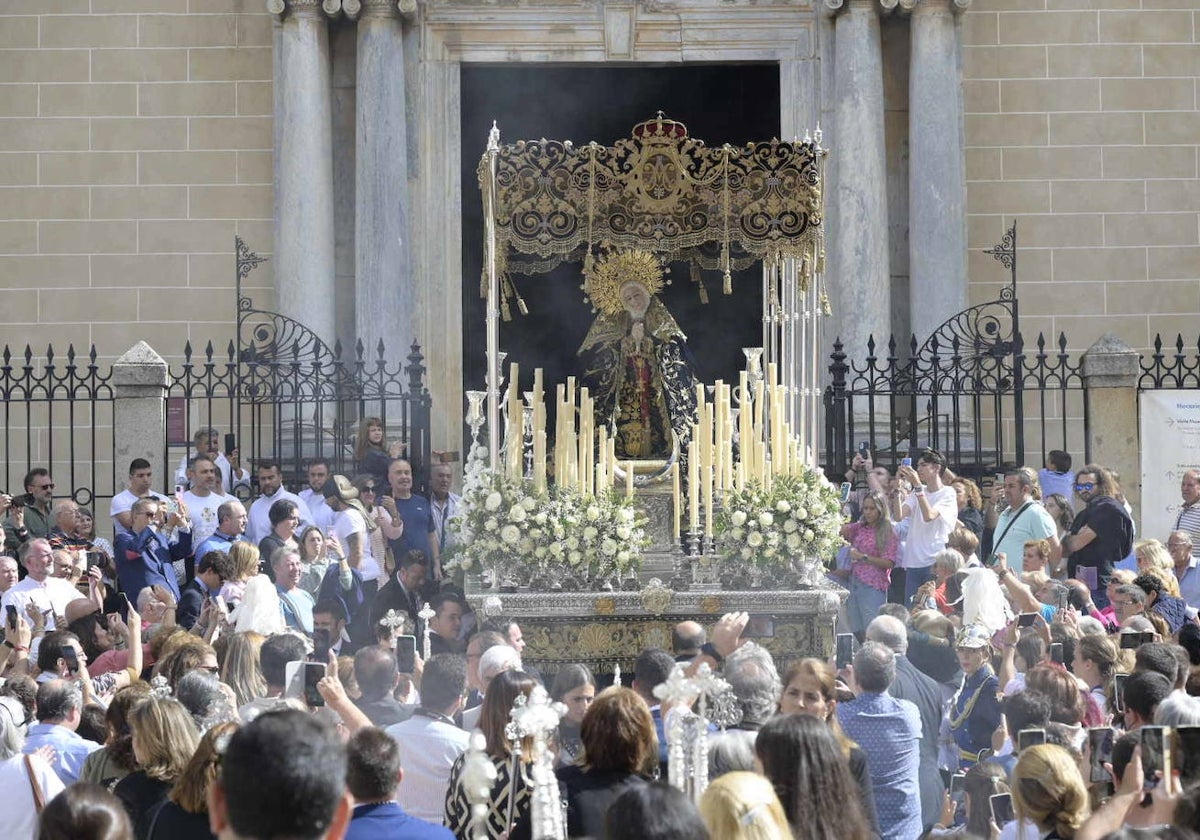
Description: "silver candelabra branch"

(418, 602), (436, 661)
(504, 686), (566, 840)
(653, 663), (731, 803)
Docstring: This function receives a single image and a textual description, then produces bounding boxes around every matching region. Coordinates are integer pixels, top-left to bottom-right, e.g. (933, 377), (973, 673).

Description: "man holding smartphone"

(895, 450), (958, 604)
(1, 539), (80, 657)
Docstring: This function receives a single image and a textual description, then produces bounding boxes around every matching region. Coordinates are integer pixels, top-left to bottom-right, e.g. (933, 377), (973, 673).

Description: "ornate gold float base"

(465, 584), (846, 675)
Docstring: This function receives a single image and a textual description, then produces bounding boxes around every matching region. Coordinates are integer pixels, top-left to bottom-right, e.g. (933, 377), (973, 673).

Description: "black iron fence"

(1140, 334), (1200, 390)
(0, 344), (116, 513)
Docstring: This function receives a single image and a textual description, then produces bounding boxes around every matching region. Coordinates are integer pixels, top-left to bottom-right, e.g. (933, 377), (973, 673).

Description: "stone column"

(351, 0), (414, 356)
(906, 0), (969, 342)
(270, 0), (337, 345)
(824, 0), (891, 363)
(112, 342), (169, 483)
(1081, 333), (1142, 513)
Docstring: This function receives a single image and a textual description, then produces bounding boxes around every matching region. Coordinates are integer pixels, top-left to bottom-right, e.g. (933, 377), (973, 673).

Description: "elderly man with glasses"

(1167, 530), (1200, 609)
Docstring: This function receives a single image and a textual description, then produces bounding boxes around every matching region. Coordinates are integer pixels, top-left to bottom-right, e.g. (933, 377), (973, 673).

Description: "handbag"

(24, 754), (46, 813)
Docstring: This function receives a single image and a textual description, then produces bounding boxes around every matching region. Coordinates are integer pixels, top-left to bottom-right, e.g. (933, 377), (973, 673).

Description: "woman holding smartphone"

(840, 490), (898, 638)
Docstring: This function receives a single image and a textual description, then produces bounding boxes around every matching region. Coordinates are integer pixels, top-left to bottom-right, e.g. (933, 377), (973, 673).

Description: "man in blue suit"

(345, 727), (453, 840)
(113, 496), (192, 599)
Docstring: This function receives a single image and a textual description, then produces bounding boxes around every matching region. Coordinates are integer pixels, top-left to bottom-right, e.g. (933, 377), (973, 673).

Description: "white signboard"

(1139, 390), (1200, 541)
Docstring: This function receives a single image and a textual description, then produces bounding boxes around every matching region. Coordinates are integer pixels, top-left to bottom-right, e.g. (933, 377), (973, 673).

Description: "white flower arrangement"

(714, 468), (843, 584)
(445, 443), (649, 588)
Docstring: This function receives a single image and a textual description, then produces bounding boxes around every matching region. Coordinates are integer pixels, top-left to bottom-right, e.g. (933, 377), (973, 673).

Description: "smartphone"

(61, 645), (80, 673)
(5, 604), (16, 631)
(836, 633), (855, 670)
(1017, 612), (1037, 628)
(312, 628), (331, 662)
(1088, 727), (1115, 783)
(224, 433), (236, 455)
(949, 772), (966, 803)
(858, 441), (870, 457)
(1113, 673), (1128, 713)
(118, 592), (131, 623)
(1141, 726), (1171, 791)
(174, 484), (186, 497)
(984, 553), (1000, 568)
(901, 457), (913, 468)
(1174, 726), (1200, 785)
(396, 634), (417, 673)
(1120, 631), (1153, 650)
(1049, 642), (1064, 665)
(85, 550), (103, 570)
(990, 793), (1014, 825)
(839, 482), (852, 503)
(1018, 728), (1047, 752)
(303, 662), (325, 707)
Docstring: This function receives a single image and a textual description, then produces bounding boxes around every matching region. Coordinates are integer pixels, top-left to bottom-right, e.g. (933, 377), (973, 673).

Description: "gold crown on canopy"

(583, 249), (667, 317)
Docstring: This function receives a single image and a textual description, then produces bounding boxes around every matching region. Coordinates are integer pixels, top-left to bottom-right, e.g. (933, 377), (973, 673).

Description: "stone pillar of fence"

(113, 342), (169, 484)
(1081, 333), (1141, 513)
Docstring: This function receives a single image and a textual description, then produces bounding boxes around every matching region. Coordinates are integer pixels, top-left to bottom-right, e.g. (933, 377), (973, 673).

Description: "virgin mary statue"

(578, 250), (698, 460)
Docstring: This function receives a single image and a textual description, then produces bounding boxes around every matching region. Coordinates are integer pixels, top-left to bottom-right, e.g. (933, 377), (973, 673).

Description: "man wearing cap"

(948, 624), (1002, 769)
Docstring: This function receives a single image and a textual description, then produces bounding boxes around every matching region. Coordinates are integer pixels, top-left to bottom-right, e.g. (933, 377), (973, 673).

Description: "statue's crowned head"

(584, 249), (667, 318)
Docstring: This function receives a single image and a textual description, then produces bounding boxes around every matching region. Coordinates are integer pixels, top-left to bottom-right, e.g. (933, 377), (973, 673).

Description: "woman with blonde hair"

(839, 488), (898, 636)
(218, 542), (262, 604)
(113, 696), (200, 839)
(952, 477), (984, 537)
(698, 771), (791, 840)
(1011, 744), (1090, 838)
(218, 631), (266, 708)
(146, 721), (238, 840)
(1136, 539), (1182, 597)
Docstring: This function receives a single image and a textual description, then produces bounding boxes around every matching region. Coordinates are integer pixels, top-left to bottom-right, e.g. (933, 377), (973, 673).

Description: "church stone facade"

(0, 0), (1197, 452)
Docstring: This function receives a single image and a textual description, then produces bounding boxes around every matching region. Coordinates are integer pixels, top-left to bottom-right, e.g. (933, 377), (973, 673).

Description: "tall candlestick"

(597, 426), (608, 494)
(713, 380), (724, 492)
(703, 462), (714, 538)
(534, 430), (546, 492)
(625, 461), (634, 499)
(508, 362), (521, 481)
(688, 437), (699, 531)
(671, 460), (681, 540)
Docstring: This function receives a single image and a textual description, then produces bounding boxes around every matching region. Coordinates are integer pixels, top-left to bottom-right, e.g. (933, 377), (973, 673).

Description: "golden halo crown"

(583, 249), (667, 317)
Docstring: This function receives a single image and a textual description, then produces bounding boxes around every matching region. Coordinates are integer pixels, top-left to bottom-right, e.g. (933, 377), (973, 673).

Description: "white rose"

(617, 550), (630, 563)
(764, 546), (777, 559)
(731, 511), (747, 527)
(747, 532), (764, 548)
(534, 512), (548, 525)
(534, 546), (547, 558)
(741, 546), (752, 560)
(485, 492), (502, 511)
(618, 508), (635, 523)
(758, 512), (774, 528)
(793, 507), (808, 520)
(786, 532), (801, 550)
(804, 528), (815, 541)
(583, 526), (599, 541)
(601, 538), (618, 556)
(549, 543), (564, 557)
(509, 504), (526, 522)
(586, 505), (601, 521)
(731, 527), (745, 541)
(616, 526), (631, 540)
(776, 500), (791, 513)
(523, 496), (537, 511)
(485, 517), (499, 532)
(783, 519), (798, 533)
(569, 551), (583, 565)
(500, 524), (521, 544)
(566, 536), (579, 550)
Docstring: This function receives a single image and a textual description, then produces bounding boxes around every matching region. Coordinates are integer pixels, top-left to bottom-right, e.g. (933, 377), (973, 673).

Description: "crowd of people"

(1, 429), (1200, 840)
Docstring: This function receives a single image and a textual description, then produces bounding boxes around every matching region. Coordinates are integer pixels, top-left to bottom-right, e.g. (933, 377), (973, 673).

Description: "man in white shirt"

(429, 461), (463, 555)
(109, 458), (169, 538)
(182, 456), (234, 549)
(173, 426), (250, 496)
(247, 461), (313, 543)
(1, 539), (82, 658)
(895, 449), (959, 604)
(385, 653), (470, 823)
(297, 458), (335, 533)
(993, 469), (1060, 572)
